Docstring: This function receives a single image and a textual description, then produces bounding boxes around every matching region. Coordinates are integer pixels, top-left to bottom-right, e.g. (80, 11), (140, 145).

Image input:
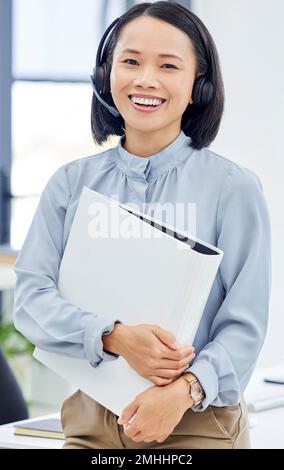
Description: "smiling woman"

(91, 1), (223, 153)
(13, 0), (270, 451)
(109, 14), (199, 153)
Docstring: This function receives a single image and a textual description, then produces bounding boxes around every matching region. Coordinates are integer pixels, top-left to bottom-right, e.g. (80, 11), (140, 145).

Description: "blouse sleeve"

(13, 164), (122, 368)
(187, 165), (271, 411)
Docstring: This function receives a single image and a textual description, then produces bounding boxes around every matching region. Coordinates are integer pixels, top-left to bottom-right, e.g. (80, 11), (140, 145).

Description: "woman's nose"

(133, 68), (160, 86)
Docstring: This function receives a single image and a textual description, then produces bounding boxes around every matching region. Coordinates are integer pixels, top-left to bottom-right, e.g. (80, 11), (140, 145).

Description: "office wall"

(192, 0), (284, 367)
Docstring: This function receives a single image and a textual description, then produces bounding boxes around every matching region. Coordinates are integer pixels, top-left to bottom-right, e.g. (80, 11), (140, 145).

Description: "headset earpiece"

(192, 75), (213, 107)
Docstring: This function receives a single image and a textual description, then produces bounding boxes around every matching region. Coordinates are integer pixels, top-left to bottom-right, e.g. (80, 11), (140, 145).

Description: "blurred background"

(0, 0), (283, 429)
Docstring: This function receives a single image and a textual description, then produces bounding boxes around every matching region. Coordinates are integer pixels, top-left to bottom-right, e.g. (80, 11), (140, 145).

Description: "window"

(2, 1), (183, 249)
(10, 0), (135, 249)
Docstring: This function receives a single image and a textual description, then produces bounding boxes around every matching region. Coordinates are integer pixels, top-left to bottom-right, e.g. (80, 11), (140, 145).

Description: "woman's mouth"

(128, 95), (166, 113)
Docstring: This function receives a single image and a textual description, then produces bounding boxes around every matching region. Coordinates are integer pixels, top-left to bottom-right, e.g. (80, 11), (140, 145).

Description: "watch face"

(191, 381), (204, 403)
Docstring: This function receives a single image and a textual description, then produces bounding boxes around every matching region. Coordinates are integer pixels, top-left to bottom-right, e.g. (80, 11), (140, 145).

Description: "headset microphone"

(90, 16), (124, 119)
(90, 75), (121, 118)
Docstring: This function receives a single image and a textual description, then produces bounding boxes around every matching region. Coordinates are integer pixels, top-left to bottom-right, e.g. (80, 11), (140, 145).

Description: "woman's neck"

(122, 127), (181, 158)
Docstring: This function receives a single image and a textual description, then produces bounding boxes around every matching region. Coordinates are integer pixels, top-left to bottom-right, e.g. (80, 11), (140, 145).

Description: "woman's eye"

(122, 59), (177, 69)
(162, 63), (177, 69)
(123, 59), (138, 65)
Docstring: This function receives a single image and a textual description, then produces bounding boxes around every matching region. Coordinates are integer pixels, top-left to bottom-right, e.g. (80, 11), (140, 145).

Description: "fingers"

(147, 349), (196, 384)
(156, 352), (196, 371)
(152, 325), (181, 350)
(117, 405), (138, 425)
(130, 431), (146, 443)
(155, 363), (192, 379)
(160, 345), (195, 361)
(150, 376), (174, 386)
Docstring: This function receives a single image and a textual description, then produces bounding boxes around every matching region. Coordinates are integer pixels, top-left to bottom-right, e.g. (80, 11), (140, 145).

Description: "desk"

(244, 363), (284, 449)
(0, 413), (63, 449)
(0, 365), (283, 449)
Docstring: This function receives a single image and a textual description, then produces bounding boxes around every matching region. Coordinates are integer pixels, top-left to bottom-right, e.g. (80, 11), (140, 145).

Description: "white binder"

(34, 186), (223, 416)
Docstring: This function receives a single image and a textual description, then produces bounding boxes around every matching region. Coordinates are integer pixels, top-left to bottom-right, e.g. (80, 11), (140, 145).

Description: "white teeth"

(130, 96), (163, 106)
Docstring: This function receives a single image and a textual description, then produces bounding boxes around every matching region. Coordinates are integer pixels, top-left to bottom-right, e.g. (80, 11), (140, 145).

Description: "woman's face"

(110, 16), (198, 134)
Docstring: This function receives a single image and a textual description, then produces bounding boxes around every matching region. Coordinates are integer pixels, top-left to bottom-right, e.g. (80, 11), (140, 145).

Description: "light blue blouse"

(13, 130), (271, 411)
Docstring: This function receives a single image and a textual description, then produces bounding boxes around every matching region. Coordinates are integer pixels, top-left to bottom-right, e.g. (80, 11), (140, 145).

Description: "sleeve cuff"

(83, 315), (122, 368)
(186, 358), (219, 412)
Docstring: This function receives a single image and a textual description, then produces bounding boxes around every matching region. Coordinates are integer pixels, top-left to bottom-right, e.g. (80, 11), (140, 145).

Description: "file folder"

(34, 186), (223, 416)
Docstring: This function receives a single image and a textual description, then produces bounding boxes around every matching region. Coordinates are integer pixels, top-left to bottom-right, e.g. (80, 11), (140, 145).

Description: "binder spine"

(177, 256), (220, 346)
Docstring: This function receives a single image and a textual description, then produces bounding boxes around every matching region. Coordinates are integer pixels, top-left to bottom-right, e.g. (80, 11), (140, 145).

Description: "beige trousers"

(60, 389), (251, 449)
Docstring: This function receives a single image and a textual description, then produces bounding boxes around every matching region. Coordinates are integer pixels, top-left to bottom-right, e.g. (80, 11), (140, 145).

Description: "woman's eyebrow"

(120, 48), (184, 62)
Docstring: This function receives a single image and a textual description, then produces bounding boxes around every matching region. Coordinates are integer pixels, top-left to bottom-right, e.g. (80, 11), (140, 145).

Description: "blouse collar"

(116, 129), (193, 181)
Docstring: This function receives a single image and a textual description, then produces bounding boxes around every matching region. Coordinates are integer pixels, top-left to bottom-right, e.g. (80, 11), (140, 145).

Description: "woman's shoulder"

(65, 145), (116, 172)
(193, 146), (264, 196)
(47, 145), (117, 188)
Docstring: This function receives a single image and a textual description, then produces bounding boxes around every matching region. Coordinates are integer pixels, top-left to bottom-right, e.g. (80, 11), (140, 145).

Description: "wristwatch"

(182, 372), (205, 406)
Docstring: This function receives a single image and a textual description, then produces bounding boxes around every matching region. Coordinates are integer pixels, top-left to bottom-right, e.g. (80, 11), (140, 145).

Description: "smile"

(128, 96), (166, 113)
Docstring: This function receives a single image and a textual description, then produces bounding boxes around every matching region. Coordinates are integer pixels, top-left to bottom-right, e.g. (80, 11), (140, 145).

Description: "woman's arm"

(184, 164), (271, 411)
(13, 164), (121, 368)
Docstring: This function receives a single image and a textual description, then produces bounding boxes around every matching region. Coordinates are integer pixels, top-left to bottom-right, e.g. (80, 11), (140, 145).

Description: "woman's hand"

(117, 377), (192, 443)
(107, 323), (195, 386)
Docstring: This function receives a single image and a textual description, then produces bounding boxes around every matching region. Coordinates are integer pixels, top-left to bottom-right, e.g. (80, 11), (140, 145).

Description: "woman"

(13, 2), (271, 449)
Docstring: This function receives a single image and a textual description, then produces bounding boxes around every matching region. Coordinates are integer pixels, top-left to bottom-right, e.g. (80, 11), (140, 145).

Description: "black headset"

(90, 13), (213, 118)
